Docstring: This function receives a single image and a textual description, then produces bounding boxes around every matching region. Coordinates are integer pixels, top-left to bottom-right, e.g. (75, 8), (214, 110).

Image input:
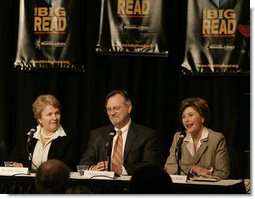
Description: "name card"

(170, 175), (187, 183)
(84, 170), (115, 179)
(0, 167), (29, 176)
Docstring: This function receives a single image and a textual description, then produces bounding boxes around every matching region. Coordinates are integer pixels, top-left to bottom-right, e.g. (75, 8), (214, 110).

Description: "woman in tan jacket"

(164, 97), (230, 179)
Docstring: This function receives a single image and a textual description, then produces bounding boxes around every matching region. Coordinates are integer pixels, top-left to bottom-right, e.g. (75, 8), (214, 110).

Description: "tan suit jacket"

(164, 129), (230, 179)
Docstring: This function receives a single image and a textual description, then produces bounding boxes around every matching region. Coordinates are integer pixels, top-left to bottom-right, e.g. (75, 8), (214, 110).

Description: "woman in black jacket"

(10, 94), (79, 171)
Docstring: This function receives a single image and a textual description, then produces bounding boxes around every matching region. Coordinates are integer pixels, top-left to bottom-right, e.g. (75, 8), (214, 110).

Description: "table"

(0, 172), (247, 194)
(172, 179), (247, 194)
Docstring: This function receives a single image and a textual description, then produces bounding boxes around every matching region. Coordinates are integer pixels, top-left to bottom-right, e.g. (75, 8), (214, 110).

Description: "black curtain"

(0, 1), (250, 179)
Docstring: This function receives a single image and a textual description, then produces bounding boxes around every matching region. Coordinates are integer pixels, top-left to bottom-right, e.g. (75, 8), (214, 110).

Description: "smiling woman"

(164, 97), (230, 180)
(33, 95), (61, 136)
(9, 94), (79, 172)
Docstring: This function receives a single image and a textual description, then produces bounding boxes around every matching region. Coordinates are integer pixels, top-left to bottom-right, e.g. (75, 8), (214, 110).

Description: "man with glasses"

(79, 90), (159, 176)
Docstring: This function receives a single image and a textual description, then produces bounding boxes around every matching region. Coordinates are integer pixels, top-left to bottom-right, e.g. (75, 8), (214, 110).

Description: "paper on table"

(189, 174), (220, 182)
(0, 167), (29, 176)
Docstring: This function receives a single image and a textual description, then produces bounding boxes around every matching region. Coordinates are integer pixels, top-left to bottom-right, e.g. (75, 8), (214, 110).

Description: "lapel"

(123, 122), (137, 162)
(192, 138), (208, 165)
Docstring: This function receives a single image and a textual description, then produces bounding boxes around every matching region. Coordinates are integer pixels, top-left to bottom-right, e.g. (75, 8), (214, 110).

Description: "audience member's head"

(35, 159), (70, 194)
(65, 185), (94, 194)
(129, 165), (173, 194)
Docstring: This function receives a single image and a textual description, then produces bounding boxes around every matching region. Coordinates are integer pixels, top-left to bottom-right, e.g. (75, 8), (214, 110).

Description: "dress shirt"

(32, 125), (66, 170)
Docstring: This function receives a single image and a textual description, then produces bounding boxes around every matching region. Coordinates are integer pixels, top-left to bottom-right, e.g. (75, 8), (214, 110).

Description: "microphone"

(176, 131), (186, 175)
(26, 128), (36, 169)
(176, 131), (186, 149)
(27, 128), (36, 143)
(105, 130), (116, 148)
(105, 130), (116, 172)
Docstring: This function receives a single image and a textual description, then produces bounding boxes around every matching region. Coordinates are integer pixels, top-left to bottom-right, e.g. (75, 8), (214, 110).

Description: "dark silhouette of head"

(129, 165), (173, 194)
(35, 159), (70, 194)
(65, 185), (94, 194)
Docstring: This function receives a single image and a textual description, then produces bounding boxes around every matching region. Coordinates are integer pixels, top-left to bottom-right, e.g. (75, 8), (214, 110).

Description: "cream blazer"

(164, 129), (230, 179)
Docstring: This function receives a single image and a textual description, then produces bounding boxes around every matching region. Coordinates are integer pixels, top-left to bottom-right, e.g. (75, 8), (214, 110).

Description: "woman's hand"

(190, 165), (212, 176)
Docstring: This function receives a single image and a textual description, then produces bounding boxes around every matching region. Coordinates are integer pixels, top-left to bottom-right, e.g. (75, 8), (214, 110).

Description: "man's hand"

(91, 161), (108, 171)
(13, 162), (23, 167)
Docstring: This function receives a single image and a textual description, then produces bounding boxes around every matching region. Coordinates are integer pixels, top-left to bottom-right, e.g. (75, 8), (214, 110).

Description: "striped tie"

(111, 130), (123, 167)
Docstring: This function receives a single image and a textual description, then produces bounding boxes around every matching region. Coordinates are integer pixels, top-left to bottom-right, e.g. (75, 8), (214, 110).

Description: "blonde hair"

(32, 94), (61, 121)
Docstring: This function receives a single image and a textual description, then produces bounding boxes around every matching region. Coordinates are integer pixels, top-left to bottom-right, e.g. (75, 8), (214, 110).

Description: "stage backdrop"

(181, 0), (250, 74)
(0, 0), (250, 179)
(95, 0), (168, 56)
(14, 0), (85, 71)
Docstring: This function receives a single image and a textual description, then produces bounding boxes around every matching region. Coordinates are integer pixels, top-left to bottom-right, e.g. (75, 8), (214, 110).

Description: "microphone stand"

(176, 131), (186, 175)
(26, 128), (36, 172)
(177, 146), (182, 175)
(106, 138), (114, 171)
(27, 130), (35, 172)
(26, 140), (33, 172)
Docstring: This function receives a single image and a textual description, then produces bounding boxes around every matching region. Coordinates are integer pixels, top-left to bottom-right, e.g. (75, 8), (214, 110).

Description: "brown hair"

(179, 97), (210, 126)
(32, 94), (61, 121)
(105, 90), (132, 106)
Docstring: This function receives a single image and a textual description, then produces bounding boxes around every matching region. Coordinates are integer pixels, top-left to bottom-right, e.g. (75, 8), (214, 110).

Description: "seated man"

(79, 90), (160, 176)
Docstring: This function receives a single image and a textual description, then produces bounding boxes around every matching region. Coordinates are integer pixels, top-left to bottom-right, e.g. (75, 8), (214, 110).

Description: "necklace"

(41, 130), (53, 139)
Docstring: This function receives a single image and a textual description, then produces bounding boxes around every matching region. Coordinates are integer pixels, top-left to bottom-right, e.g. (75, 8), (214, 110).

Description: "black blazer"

(10, 130), (79, 171)
(79, 122), (160, 175)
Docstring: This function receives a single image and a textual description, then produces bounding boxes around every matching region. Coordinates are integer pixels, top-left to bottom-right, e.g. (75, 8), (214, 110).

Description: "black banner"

(181, 0), (250, 75)
(96, 0), (168, 57)
(14, 0), (85, 72)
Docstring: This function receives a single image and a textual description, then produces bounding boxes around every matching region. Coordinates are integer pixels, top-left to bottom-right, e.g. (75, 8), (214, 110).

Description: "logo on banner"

(34, 6), (67, 34)
(202, 0), (237, 38)
(210, 0), (227, 8)
(117, 0), (151, 17)
(41, 0), (52, 5)
(34, 38), (65, 49)
(210, 0), (238, 8)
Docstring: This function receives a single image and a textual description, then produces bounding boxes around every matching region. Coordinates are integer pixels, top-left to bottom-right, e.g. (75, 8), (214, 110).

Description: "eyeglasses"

(105, 106), (123, 113)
